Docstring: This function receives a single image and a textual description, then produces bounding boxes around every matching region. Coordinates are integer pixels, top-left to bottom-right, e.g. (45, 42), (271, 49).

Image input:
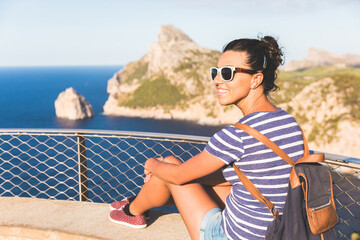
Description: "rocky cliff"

(103, 25), (360, 158)
(55, 87), (94, 120)
(281, 48), (360, 71)
(104, 25), (242, 125)
(278, 77), (360, 158)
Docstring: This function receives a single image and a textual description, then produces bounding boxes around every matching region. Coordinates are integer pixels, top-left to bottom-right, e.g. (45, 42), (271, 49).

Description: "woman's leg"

(128, 156), (223, 240)
(130, 174), (219, 240)
(129, 172), (174, 213)
(130, 157), (231, 214)
(202, 184), (231, 210)
(195, 168), (232, 210)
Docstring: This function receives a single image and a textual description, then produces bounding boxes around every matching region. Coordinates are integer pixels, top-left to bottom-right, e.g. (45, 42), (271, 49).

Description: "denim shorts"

(200, 208), (227, 240)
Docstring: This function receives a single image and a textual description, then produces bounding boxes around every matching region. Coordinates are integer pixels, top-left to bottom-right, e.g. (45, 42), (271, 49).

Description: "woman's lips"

(217, 88), (228, 96)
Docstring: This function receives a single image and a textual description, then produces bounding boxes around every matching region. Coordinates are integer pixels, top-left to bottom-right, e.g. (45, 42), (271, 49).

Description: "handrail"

(0, 128), (359, 239)
(0, 128), (212, 142)
(0, 129), (209, 202)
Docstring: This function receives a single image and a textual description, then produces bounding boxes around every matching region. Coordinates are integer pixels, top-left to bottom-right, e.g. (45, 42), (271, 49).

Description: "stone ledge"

(0, 197), (190, 240)
(0, 226), (101, 240)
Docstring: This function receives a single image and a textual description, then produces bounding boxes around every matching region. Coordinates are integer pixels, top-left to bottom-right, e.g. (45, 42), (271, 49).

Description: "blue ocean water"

(0, 66), (224, 136)
(0, 66), (225, 205)
(1, 66), (358, 213)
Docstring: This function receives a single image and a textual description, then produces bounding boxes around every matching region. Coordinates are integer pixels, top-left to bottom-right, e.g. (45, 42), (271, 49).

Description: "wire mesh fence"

(325, 159), (360, 239)
(0, 129), (208, 202)
(0, 129), (359, 239)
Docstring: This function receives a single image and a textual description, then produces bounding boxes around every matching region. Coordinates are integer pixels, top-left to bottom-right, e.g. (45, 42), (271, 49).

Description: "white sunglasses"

(210, 66), (258, 81)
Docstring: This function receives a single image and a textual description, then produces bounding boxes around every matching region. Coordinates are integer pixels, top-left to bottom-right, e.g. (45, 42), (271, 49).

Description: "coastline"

(104, 96), (360, 158)
(103, 95), (243, 126)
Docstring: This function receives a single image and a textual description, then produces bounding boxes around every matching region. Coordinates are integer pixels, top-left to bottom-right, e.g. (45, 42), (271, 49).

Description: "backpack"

(233, 123), (338, 240)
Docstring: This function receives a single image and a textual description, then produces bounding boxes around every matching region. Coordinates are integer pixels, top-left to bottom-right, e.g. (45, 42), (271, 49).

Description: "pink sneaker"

(109, 207), (147, 229)
(110, 196), (150, 220)
(110, 196), (134, 211)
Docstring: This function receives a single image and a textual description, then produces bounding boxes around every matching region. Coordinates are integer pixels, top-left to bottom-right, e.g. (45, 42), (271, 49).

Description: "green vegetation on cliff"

(279, 66), (360, 81)
(275, 69), (360, 144)
(308, 115), (342, 144)
(116, 49), (220, 110)
(121, 61), (149, 84)
(275, 66), (360, 104)
(174, 49), (220, 94)
(119, 75), (187, 108)
(332, 73), (360, 120)
(174, 57), (204, 92)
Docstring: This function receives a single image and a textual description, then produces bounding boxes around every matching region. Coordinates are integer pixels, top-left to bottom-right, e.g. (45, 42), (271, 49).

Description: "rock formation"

(103, 24), (360, 158)
(55, 87), (94, 120)
(103, 24), (242, 125)
(279, 78), (360, 158)
(144, 24), (202, 75)
(281, 48), (360, 71)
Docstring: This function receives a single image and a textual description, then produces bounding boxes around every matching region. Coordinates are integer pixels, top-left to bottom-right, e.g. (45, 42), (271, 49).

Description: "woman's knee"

(162, 156), (182, 165)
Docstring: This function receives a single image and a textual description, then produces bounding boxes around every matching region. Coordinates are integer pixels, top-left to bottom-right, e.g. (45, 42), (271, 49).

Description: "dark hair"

(223, 36), (283, 95)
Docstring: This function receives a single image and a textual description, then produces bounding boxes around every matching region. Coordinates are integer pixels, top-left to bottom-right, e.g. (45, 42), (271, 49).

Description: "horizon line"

(0, 64), (125, 68)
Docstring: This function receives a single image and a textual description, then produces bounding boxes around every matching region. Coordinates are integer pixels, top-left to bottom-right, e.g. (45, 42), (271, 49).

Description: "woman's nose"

(213, 73), (223, 84)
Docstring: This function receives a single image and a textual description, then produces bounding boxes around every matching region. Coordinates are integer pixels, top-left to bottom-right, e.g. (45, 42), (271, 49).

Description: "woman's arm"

(194, 168), (231, 187)
(144, 150), (226, 185)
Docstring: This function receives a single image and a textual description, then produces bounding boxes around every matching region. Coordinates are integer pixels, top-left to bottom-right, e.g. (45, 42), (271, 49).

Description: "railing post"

(77, 133), (89, 202)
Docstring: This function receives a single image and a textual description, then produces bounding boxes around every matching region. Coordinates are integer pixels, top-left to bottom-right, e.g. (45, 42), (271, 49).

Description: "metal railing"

(0, 129), (359, 239)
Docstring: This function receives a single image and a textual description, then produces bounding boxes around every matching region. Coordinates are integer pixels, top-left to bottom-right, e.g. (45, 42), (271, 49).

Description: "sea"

(0, 66), (225, 204)
(2, 67), (356, 238)
(0, 66), (224, 135)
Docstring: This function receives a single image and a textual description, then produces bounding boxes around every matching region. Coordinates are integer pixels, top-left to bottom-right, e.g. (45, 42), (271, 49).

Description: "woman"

(109, 36), (305, 240)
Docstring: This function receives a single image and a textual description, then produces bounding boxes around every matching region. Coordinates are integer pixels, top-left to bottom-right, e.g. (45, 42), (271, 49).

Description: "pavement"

(0, 197), (190, 240)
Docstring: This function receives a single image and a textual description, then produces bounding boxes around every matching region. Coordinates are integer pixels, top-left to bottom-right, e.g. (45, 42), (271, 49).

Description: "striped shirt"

(205, 109), (304, 240)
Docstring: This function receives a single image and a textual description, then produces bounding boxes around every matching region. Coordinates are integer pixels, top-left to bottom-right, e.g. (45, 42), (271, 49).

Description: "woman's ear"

(250, 73), (264, 89)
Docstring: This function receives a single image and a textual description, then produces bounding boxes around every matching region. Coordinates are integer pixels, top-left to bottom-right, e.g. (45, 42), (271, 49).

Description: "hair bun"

(260, 36), (283, 68)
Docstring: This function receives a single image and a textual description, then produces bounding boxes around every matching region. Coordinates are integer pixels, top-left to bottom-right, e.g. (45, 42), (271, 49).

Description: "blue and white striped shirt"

(205, 109), (304, 240)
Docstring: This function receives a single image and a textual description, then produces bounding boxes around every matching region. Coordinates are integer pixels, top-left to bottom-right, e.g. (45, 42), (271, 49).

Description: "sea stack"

(55, 87), (94, 120)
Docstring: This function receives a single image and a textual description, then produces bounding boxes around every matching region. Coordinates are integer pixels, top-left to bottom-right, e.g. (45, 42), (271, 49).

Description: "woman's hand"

(143, 153), (224, 185)
(144, 159), (153, 183)
(144, 156), (163, 183)
(144, 167), (152, 183)
(144, 172), (152, 183)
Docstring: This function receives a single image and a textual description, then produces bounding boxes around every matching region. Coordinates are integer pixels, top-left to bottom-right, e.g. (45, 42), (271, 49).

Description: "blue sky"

(0, 0), (359, 66)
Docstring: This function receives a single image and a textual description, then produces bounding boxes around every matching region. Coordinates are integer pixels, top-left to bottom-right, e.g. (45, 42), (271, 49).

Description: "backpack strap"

(235, 122), (304, 165)
(231, 122), (298, 217)
(233, 123), (337, 235)
(234, 123), (325, 188)
(232, 162), (279, 218)
(231, 122), (313, 216)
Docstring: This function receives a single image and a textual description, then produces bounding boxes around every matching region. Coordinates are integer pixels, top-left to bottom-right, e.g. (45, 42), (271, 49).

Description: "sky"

(0, 0), (359, 66)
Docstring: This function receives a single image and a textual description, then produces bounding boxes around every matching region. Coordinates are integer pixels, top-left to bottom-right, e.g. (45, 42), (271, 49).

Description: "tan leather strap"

(300, 127), (310, 156)
(232, 123), (324, 214)
(232, 122), (307, 216)
(289, 153), (324, 188)
(232, 163), (279, 218)
(295, 153), (324, 165)
(235, 123), (298, 166)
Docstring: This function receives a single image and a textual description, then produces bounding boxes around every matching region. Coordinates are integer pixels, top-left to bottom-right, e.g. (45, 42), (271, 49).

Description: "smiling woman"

(213, 37), (283, 115)
(107, 36), (310, 240)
